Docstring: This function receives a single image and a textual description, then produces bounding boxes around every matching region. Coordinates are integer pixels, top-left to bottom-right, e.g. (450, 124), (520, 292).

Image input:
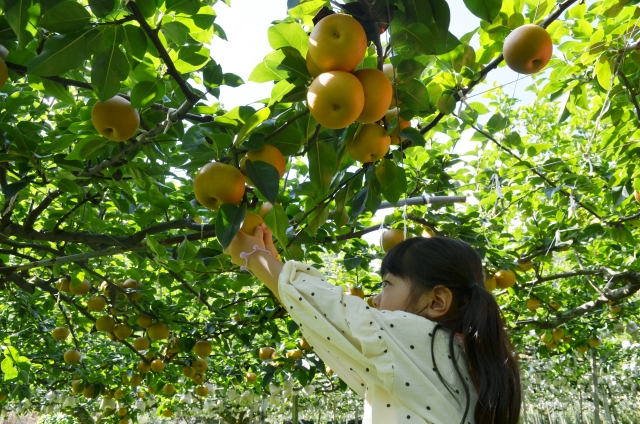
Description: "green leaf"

(308, 141), (337, 194)
(203, 60), (224, 89)
(215, 203), (246, 250)
(486, 113), (509, 132)
(39, 1), (90, 34)
(268, 22), (309, 56)
(222, 73), (244, 87)
(266, 124), (304, 156)
(178, 6), (216, 43)
(130, 80), (165, 108)
(381, 166), (406, 206)
(88, 0), (116, 18)
(5, 0), (39, 49)
(42, 79), (75, 105)
(213, 22), (227, 41)
(264, 203), (289, 249)
(375, 158), (397, 189)
(397, 79), (430, 111)
(162, 21), (190, 46)
(122, 25), (147, 61)
(269, 80), (298, 106)
(169, 45), (210, 73)
(249, 61), (287, 83)
(288, 0), (327, 21)
(433, 31), (461, 55)
(66, 136), (109, 160)
(177, 237), (198, 261)
(399, 127), (426, 146)
(235, 108), (271, 145)
(428, 0), (452, 36)
(2, 178), (33, 198)
(146, 234), (167, 260)
(595, 55), (613, 91)
(27, 31), (89, 76)
(396, 59), (426, 81)
(245, 160), (280, 204)
(135, 0), (157, 18)
(92, 45), (130, 103)
(405, 0), (433, 26)
(1, 357), (18, 381)
(401, 23), (437, 55)
(249, 48), (307, 83)
(166, 0), (199, 14)
(463, 0), (502, 21)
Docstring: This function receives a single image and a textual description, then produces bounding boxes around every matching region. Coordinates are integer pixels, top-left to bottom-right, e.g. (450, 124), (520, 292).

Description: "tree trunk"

(592, 348), (602, 424)
(260, 397), (267, 424)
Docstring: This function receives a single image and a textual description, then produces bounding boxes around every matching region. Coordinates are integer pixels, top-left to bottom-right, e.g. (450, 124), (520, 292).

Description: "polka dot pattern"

(278, 261), (478, 424)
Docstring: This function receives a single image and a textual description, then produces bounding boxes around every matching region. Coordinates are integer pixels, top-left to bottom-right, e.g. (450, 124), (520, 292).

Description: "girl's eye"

(382, 280), (391, 287)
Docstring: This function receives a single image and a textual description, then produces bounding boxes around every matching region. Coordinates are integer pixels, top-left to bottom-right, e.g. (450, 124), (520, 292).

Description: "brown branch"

(95, 15), (136, 25)
(0, 248), (37, 261)
(573, 249), (607, 298)
(119, 338), (152, 363)
(288, 167), (369, 246)
(165, 268), (213, 311)
(0, 228), (218, 274)
(0, 235), (63, 256)
(322, 224), (381, 243)
(220, 294), (274, 309)
(263, 108), (310, 141)
(292, 123), (321, 157)
(618, 209), (640, 223)
(23, 190), (62, 229)
(56, 297), (81, 350)
(516, 279), (640, 329)
(405, 214), (443, 236)
(417, 0), (581, 139)
(127, 2), (200, 104)
(78, 98), (197, 177)
(52, 192), (102, 233)
(5, 62), (212, 123)
(470, 123), (601, 220)
(617, 70), (640, 123)
(528, 269), (607, 284)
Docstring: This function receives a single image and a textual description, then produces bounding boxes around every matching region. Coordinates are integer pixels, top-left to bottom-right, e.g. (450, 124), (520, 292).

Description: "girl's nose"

(372, 293), (380, 308)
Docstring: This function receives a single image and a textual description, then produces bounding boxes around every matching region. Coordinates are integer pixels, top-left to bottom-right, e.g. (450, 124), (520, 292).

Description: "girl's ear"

(422, 285), (453, 320)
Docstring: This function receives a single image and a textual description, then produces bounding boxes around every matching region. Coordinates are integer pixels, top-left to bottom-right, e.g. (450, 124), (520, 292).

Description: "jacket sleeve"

(278, 261), (395, 395)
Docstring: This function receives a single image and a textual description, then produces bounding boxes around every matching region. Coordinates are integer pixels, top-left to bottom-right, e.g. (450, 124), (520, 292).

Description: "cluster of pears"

(257, 337), (316, 375)
(193, 143), (284, 213)
(306, 13), (403, 164)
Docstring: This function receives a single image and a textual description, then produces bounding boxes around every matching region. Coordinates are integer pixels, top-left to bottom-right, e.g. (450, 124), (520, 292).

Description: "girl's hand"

(225, 224), (278, 268)
(261, 224), (278, 258)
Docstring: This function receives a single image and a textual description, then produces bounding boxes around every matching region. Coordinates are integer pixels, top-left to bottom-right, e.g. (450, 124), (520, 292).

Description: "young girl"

(226, 224), (521, 424)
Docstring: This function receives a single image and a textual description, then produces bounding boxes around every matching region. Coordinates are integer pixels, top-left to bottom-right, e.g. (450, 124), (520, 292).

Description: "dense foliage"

(0, 0), (639, 422)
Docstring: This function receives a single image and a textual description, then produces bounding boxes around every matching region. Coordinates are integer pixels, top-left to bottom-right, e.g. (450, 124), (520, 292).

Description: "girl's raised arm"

(224, 224), (284, 303)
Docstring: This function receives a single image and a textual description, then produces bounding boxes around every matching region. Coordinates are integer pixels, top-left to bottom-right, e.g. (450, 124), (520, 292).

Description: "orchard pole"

(291, 393), (298, 424)
(591, 348), (602, 424)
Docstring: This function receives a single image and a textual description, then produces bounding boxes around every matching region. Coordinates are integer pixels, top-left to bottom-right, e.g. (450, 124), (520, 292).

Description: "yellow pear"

(91, 96), (140, 142)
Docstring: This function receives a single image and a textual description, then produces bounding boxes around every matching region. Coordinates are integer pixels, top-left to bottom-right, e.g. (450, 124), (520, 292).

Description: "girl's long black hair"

(381, 237), (521, 424)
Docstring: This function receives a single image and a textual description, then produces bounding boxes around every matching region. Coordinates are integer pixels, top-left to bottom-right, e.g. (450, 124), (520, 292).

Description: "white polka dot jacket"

(279, 261), (478, 424)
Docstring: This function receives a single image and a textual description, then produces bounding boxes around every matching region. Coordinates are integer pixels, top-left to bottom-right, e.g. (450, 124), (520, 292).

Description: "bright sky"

(210, 0), (535, 110)
(208, 0), (537, 246)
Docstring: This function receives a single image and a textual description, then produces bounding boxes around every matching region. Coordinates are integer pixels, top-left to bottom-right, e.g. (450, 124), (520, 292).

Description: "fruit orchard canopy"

(279, 261), (477, 423)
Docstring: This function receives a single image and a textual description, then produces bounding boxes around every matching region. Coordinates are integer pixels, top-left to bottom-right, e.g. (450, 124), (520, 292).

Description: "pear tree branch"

(5, 62), (212, 123)
(469, 122), (601, 220)
(516, 279), (640, 329)
(412, 0), (581, 141)
(127, 2), (200, 105)
(263, 108), (310, 141)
